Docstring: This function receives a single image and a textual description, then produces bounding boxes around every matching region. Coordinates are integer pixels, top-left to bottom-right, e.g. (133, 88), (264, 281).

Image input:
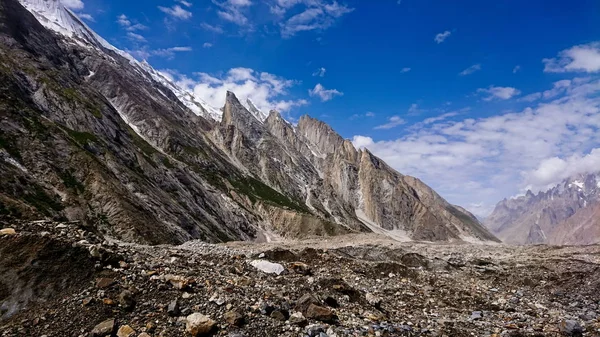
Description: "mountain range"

(485, 173), (600, 245)
(0, 0), (498, 245)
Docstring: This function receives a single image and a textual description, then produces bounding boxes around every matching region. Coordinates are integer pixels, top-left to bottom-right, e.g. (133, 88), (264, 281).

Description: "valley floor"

(1, 221), (598, 337)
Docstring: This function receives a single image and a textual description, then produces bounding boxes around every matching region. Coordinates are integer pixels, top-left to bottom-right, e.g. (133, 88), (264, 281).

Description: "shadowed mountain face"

(0, 0), (498, 244)
(486, 173), (600, 245)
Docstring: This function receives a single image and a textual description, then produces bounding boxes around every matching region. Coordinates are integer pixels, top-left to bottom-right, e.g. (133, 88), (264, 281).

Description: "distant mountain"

(0, 0), (499, 244)
(485, 173), (600, 245)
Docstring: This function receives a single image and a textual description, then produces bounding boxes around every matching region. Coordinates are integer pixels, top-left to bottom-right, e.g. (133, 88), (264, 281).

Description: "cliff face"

(0, 0), (499, 244)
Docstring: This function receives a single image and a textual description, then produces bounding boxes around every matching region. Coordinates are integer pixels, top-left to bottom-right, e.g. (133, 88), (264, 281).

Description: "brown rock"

(224, 310), (244, 326)
(305, 303), (335, 322)
(90, 319), (115, 337)
(116, 325), (136, 337)
(96, 277), (116, 289)
(103, 298), (115, 306)
(186, 313), (216, 336)
(295, 294), (320, 313)
(118, 290), (136, 311)
(289, 262), (312, 275)
(138, 334), (151, 337)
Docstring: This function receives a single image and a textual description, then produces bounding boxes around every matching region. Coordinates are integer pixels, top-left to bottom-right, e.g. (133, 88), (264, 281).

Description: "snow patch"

(1, 150), (28, 173)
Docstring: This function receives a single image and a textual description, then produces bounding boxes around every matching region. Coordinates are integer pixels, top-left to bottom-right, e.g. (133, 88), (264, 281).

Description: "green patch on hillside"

(59, 169), (85, 194)
(63, 127), (98, 145)
(229, 176), (309, 213)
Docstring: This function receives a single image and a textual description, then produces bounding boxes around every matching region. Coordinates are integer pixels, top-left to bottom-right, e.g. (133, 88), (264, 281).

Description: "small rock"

(82, 297), (93, 306)
(103, 298), (115, 306)
(289, 262), (312, 275)
(224, 310), (244, 326)
(305, 304), (335, 322)
(295, 294), (320, 313)
(471, 311), (482, 320)
(559, 320), (583, 336)
(146, 322), (157, 333)
(116, 325), (135, 337)
(118, 290), (136, 311)
(165, 275), (193, 290)
(250, 260), (285, 275)
(168, 299), (181, 317)
(0, 228), (16, 236)
(289, 312), (307, 326)
(96, 277), (116, 289)
(366, 293), (381, 306)
(186, 313), (216, 336)
(270, 310), (286, 321)
(90, 319), (115, 337)
(138, 334), (151, 337)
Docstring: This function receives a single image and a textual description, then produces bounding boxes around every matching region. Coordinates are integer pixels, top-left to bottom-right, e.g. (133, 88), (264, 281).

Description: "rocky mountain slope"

(485, 173), (600, 245)
(0, 0), (498, 244)
(1, 220), (596, 336)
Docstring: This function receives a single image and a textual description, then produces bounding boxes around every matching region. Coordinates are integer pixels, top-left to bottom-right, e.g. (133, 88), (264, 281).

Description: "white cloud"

(203, 42), (213, 48)
(400, 67), (411, 73)
(366, 111), (375, 117)
(117, 15), (148, 32)
(312, 67), (326, 77)
(179, 0), (193, 6)
(164, 67), (307, 113)
(278, 1), (354, 37)
(214, 0), (253, 26)
(374, 116), (406, 130)
(459, 63), (481, 76)
(434, 30), (451, 44)
(477, 86), (520, 101)
(524, 149), (600, 191)
(351, 76), (600, 218)
(513, 65), (521, 73)
(309, 83), (343, 102)
(77, 13), (94, 21)
(200, 23), (224, 34)
(159, 5), (193, 20)
(543, 42), (600, 73)
(61, 0), (84, 10)
(127, 32), (146, 42)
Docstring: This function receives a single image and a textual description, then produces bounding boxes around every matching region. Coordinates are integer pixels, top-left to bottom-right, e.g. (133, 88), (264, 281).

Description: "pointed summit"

(246, 98), (268, 122)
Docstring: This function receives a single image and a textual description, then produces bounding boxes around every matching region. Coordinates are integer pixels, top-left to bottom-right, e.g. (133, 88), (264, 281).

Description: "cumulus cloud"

(159, 4), (193, 20)
(117, 14), (148, 31)
(400, 67), (411, 73)
(351, 76), (600, 218)
(543, 42), (600, 73)
(162, 67), (307, 113)
(77, 13), (94, 21)
(203, 42), (213, 48)
(127, 32), (146, 42)
(214, 0), (252, 26)
(309, 83), (343, 101)
(61, 0), (84, 10)
(374, 116), (406, 130)
(434, 30), (451, 43)
(459, 64), (481, 76)
(524, 149), (600, 191)
(477, 86), (521, 101)
(312, 67), (326, 77)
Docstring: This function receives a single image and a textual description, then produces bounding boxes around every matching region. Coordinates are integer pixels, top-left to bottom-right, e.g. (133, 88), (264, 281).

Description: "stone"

(0, 228), (16, 236)
(118, 290), (136, 311)
(559, 320), (583, 335)
(82, 297), (93, 306)
(116, 325), (135, 337)
(186, 313), (216, 336)
(167, 299), (181, 317)
(366, 293), (381, 306)
(290, 262), (312, 275)
(224, 310), (244, 326)
(471, 311), (482, 320)
(96, 278), (116, 289)
(165, 274), (192, 290)
(305, 304), (335, 322)
(289, 312), (307, 326)
(270, 310), (286, 321)
(250, 260), (285, 275)
(146, 322), (157, 333)
(295, 294), (320, 313)
(138, 334), (151, 337)
(90, 319), (115, 337)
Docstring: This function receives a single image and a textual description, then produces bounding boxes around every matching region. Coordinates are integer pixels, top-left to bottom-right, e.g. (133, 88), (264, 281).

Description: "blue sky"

(67, 0), (600, 217)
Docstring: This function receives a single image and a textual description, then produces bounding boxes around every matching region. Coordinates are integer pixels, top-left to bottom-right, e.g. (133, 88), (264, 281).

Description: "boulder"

(186, 313), (216, 336)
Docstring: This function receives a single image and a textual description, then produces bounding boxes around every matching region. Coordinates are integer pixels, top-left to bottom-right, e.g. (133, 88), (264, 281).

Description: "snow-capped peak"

(246, 98), (268, 122)
(18, 0), (224, 122)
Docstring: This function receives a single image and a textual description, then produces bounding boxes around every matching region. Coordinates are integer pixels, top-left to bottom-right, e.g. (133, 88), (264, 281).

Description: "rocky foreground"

(0, 221), (599, 337)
